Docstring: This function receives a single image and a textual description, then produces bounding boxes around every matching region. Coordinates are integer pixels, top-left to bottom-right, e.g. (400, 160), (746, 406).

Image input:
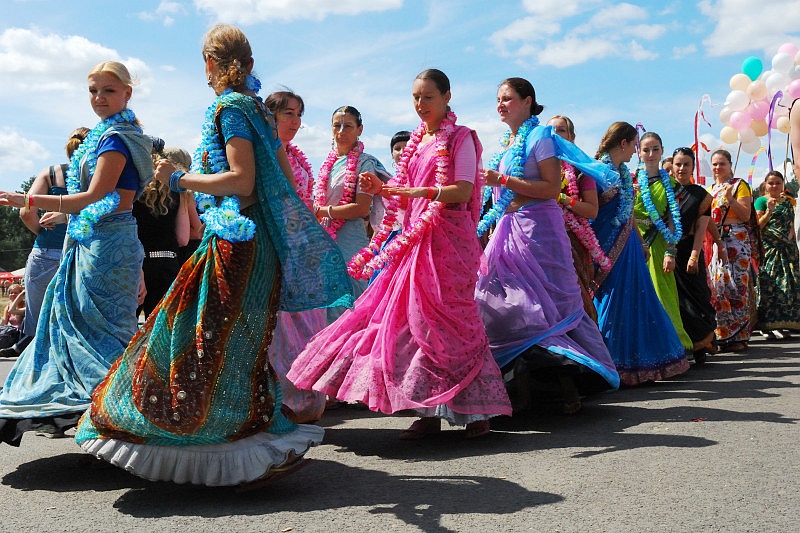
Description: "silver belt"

(147, 251), (177, 259)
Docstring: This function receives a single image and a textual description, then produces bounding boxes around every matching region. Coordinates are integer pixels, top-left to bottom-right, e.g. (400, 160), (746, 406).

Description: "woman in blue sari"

(0, 61), (155, 445)
(75, 24), (352, 488)
(591, 122), (689, 386)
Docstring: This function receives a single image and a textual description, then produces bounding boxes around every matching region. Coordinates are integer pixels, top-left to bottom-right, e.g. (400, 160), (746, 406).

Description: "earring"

(207, 75), (213, 87)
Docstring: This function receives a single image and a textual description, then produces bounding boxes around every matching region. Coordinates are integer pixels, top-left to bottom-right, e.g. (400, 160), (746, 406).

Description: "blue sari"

(591, 175), (689, 386)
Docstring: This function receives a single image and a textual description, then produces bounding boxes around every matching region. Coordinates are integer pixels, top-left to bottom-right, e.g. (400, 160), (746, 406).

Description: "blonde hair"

(140, 146), (190, 216)
(202, 24), (253, 93)
(65, 127), (90, 159)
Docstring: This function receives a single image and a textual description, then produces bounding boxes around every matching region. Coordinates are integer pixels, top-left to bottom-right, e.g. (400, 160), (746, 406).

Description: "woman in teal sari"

(755, 170), (800, 335)
(75, 25), (352, 488)
(0, 61), (155, 445)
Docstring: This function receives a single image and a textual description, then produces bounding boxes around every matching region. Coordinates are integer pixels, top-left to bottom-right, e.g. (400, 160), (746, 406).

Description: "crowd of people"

(0, 23), (798, 489)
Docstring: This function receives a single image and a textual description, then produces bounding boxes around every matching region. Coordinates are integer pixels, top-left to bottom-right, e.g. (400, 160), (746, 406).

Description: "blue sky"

(1, 0), (799, 194)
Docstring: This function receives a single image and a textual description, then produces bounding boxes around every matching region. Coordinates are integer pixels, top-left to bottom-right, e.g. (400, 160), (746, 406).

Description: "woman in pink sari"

(287, 69), (511, 439)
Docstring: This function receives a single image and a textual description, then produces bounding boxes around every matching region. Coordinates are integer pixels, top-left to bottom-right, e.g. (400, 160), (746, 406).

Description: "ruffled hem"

(412, 404), (496, 426)
(78, 424), (324, 486)
(618, 357), (690, 387)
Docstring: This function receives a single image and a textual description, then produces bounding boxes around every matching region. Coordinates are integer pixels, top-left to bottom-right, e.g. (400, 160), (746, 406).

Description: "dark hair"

(595, 121), (638, 159)
(391, 130), (411, 150)
(415, 69), (450, 95)
(332, 105), (362, 127)
(500, 77), (544, 116)
(711, 149), (732, 164)
(765, 170), (784, 183)
(266, 89), (305, 116)
(639, 131), (663, 149)
(672, 147), (695, 163)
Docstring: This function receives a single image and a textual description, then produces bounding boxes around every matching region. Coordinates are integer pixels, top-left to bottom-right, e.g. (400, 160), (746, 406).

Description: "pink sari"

(287, 126), (511, 421)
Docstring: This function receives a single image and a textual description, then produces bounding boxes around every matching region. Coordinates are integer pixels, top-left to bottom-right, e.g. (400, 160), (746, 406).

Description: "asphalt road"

(0, 336), (798, 532)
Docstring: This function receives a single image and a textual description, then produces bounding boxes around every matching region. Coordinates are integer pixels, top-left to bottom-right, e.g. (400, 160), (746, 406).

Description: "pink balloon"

(729, 111), (753, 131)
(788, 79), (800, 99)
(778, 42), (799, 57)
(748, 100), (770, 120)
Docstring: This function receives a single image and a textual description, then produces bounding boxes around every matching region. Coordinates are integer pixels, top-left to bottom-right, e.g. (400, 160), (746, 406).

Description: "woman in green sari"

(755, 170), (800, 335)
(633, 132), (693, 356)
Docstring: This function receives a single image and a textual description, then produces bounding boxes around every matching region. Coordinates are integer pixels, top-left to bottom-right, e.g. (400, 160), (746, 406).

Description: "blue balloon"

(742, 56), (763, 81)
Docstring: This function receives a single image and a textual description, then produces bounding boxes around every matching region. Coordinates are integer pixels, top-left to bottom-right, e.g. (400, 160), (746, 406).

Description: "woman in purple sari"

(474, 78), (619, 415)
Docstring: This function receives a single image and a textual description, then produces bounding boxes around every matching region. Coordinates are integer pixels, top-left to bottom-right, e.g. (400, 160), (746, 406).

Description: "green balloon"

(742, 56), (763, 81)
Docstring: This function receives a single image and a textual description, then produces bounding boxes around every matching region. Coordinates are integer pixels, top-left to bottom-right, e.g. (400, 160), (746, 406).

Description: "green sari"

(756, 196), (800, 329)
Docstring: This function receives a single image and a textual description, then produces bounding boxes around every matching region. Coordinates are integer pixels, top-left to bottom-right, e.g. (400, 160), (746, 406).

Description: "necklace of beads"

(315, 141), (363, 240)
(560, 161), (612, 271)
(65, 109), (139, 242)
(347, 111), (456, 280)
(285, 142), (314, 210)
(477, 116), (539, 237)
(189, 77), (262, 243)
(636, 164), (683, 245)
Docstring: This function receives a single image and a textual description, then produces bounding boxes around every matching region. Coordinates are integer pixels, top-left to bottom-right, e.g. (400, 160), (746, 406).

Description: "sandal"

(399, 418), (441, 440)
(235, 453), (311, 492)
(464, 420), (491, 439)
(561, 400), (582, 415)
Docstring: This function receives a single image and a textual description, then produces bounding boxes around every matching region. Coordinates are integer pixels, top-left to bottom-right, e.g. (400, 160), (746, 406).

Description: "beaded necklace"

(285, 142), (314, 210)
(476, 116), (539, 237)
(315, 141), (363, 240)
(636, 164), (683, 245)
(560, 162), (612, 271)
(65, 109), (138, 242)
(347, 111), (456, 280)
(189, 77), (263, 243)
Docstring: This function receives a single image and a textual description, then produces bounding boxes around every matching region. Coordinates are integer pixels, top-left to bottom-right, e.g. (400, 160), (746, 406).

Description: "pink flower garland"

(285, 142), (314, 210)
(315, 141), (364, 239)
(560, 161), (612, 272)
(347, 111), (457, 280)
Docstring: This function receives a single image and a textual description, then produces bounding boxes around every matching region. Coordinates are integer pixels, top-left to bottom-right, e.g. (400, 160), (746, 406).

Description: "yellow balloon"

(751, 119), (769, 137)
(720, 125), (739, 144)
(746, 80), (768, 101)
(777, 116), (791, 134)
(730, 73), (751, 91)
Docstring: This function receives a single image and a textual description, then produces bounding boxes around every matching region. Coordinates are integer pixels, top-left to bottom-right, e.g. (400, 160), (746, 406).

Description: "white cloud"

(137, 1), (186, 25)
(538, 37), (618, 68)
(194, 0), (404, 24)
(672, 44), (697, 59)
(699, 0), (800, 56)
(586, 3), (648, 29)
(0, 129), (49, 191)
(629, 40), (658, 61)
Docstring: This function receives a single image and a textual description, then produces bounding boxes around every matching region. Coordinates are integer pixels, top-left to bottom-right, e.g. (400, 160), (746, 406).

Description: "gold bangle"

(58, 195), (63, 213)
(20, 193), (29, 216)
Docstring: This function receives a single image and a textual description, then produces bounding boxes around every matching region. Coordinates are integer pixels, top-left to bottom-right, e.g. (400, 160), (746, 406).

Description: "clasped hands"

(359, 172), (429, 198)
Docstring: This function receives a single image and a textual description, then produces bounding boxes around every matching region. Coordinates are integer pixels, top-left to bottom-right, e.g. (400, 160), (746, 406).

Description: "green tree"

(0, 176), (37, 271)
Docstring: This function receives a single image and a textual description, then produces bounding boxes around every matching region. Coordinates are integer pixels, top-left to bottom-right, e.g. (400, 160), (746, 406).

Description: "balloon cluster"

(719, 42), (800, 153)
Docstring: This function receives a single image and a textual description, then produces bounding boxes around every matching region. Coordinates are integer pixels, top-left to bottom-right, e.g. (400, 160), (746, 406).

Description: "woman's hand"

(766, 196), (777, 211)
(663, 255), (675, 274)
(0, 191), (25, 208)
(39, 211), (67, 229)
(358, 172), (384, 195)
(154, 159), (177, 185)
(482, 169), (504, 187)
(381, 186), (433, 198)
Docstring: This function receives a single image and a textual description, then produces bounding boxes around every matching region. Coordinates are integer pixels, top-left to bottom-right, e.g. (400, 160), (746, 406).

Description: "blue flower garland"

(598, 152), (634, 250)
(477, 116), (539, 237)
(65, 109), (139, 242)
(189, 75), (262, 243)
(636, 164), (683, 245)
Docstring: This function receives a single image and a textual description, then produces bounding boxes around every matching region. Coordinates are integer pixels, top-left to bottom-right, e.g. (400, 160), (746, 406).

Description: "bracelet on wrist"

(327, 205), (334, 219)
(169, 171), (187, 193)
(426, 187), (435, 200)
(569, 196), (577, 208)
(499, 174), (509, 187)
(433, 185), (443, 201)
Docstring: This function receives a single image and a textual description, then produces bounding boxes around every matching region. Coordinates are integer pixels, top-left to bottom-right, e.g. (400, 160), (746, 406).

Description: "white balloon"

(738, 127), (756, 143)
(766, 72), (790, 95)
(772, 52), (794, 73)
(725, 90), (749, 111)
(741, 138), (761, 154)
(791, 66), (800, 80)
(719, 106), (734, 124)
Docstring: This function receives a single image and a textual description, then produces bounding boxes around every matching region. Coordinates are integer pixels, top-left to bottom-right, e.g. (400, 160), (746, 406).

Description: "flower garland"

(476, 115), (539, 237)
(560, 162), (612, 271)
(636, 164), (683, 245)
(64, 109), (141, 242)
(347, 111), (457, 280)
(285, 142), (314, 210)
(598, 152), (634, 229)
(189, 79), (263, 243)
(314, 141), (364, 239)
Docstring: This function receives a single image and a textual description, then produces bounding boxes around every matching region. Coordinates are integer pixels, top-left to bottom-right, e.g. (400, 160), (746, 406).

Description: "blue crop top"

(96, 134), (139, 190)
